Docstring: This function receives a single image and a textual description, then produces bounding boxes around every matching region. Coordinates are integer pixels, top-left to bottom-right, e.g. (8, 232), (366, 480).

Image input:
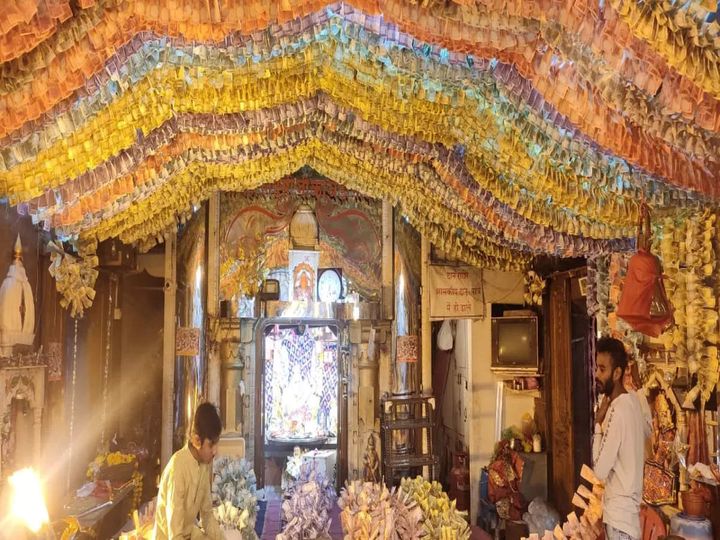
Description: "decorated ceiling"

(1, 0), (719, 271)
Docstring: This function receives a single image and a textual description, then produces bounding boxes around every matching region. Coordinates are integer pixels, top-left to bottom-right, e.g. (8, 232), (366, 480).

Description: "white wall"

(466, 309), (536, 525)
(442, 321), (472, 452)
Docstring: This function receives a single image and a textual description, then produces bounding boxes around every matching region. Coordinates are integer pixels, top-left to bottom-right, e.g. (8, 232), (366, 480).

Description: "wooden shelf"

(381, 418), (433, 430)
(380, 394), (438, 486)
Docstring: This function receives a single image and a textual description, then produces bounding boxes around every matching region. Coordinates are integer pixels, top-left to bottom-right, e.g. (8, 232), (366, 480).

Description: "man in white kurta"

(592, 338), (645, 540)
(593, 391), (645, 539)
(153, 403), (223, 540)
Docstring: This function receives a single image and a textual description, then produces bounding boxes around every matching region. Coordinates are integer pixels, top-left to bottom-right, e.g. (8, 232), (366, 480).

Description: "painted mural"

(220, 177), (382, 304)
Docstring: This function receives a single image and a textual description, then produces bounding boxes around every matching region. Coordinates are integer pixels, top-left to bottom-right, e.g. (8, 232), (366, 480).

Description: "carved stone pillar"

(161, 231), (177, 468)
(207, 192), (221, 406)
(0, 365), (45, 478)
(392, 215), (421, 396)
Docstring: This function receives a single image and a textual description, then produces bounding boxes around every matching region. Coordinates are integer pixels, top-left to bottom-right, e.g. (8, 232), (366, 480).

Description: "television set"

(491, 316), (539, 373)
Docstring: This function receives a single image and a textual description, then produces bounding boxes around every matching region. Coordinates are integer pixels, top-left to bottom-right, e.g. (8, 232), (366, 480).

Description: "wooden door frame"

(547, 270), (578, 516)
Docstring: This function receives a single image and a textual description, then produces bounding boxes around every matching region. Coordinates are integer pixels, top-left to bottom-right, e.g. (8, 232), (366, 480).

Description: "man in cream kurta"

(153, 403), (223, 540)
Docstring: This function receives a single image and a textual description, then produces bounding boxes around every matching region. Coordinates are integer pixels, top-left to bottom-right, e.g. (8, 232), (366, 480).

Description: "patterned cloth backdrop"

(319, 342), (338, 435)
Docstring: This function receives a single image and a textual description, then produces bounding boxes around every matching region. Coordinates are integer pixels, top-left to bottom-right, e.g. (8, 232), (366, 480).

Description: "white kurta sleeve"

(164, 464), (189, 539)
(592, 404), (624, 483)
(198, 470), (223, 540)
(592, 422), (603, 465)
(635, 389), (653, 439)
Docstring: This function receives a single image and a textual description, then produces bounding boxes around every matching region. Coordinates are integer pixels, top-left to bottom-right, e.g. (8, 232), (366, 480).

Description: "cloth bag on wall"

(437, 320), (454, 350)
(617, 208), (674, 337)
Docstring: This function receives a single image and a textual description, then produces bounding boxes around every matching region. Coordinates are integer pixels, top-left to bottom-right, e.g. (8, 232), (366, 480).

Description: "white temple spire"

(0, 235), (35, 355)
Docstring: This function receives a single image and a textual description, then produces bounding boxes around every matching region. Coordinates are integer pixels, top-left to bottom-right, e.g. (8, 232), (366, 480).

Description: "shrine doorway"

(254, 319), (346, 491)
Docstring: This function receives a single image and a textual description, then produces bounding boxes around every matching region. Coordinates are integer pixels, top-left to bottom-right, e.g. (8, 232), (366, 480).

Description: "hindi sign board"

(429, 265), (485, 319)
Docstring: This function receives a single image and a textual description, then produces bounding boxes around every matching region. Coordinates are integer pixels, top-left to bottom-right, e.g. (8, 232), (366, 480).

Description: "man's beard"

(596, 377), (614, 396)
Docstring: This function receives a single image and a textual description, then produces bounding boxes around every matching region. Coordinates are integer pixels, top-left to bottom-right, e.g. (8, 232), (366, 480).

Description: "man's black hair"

(596, 336), (628, 376)
(192, 402), (222, 443)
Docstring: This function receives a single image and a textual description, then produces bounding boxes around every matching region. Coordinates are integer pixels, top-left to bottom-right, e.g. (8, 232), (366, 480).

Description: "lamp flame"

(9, 468), (49, 533)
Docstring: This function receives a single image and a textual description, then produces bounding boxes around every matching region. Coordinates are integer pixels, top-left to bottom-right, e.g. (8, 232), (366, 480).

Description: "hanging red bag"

(616, 206), (674, 337)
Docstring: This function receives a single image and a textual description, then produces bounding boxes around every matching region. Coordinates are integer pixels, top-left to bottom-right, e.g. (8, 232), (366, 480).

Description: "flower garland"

(85, 450), (142, 512)
(47, 240), (99, 318)
(86, 451), (136, 480)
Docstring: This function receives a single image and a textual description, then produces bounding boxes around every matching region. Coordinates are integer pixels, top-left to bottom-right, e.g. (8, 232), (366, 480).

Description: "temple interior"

(0, 0), (719, 538)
